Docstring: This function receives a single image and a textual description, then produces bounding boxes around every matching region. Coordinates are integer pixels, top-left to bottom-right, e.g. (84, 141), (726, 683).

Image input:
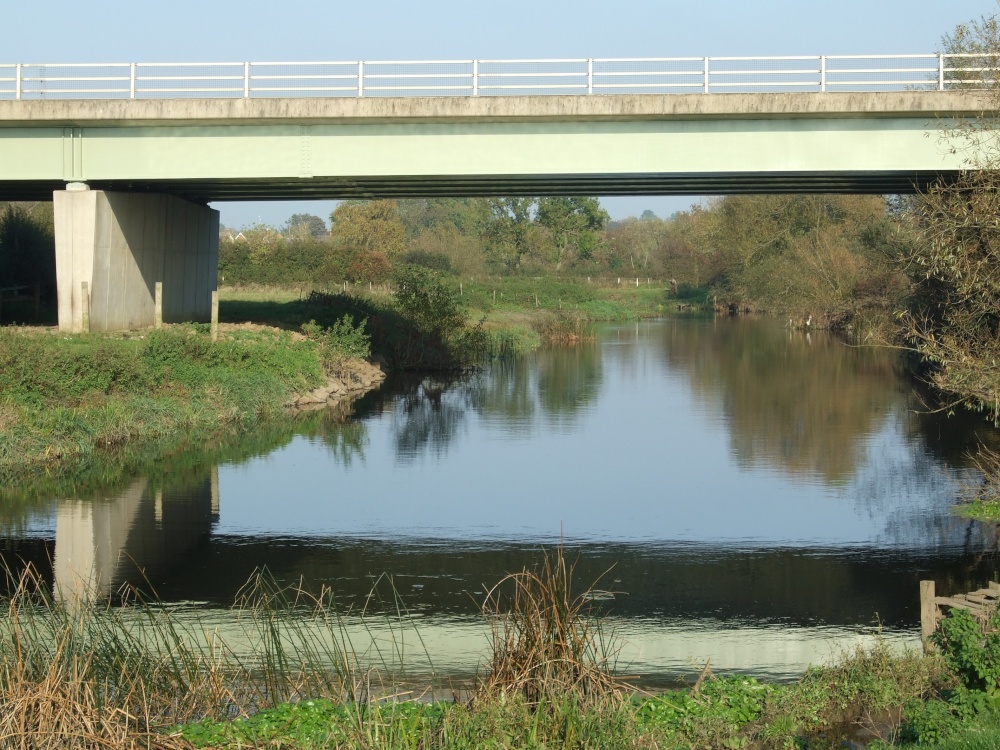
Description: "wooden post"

(211, 290), (219, 342)
(80, 281), (90, 333)
(154, 282), (163, 329)
(920, 580), (937, 653)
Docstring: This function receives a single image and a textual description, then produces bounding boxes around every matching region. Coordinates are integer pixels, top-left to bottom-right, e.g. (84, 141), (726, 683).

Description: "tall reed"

(0, 565), (414, 748)
(478, 545), (622, 706)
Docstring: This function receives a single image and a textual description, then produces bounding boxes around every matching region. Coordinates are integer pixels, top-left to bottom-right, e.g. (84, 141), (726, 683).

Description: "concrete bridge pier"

(53, 184), (219, 332)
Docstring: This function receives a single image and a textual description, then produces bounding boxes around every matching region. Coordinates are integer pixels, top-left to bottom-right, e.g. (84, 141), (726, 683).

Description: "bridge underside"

(0, 92), (978, 331)
(0, 170), (954, 203)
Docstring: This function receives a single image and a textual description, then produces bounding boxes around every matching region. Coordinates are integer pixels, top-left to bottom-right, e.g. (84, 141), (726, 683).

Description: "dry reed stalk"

(0, 651), (193, 749)
(478, 546), (623, 706)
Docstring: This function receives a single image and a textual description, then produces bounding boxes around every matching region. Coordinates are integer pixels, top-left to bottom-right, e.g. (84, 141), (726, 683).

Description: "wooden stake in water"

(920, 580), (936, 653)
(211, 290), (219, 342)
(154, 281), (163, 329)
(81, 281), (90, 333)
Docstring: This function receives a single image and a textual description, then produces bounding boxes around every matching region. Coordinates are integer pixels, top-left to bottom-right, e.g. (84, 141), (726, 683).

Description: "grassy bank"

(3, 546), (1000, 749)
(219, 275), (682, 361)
(0, 321), (369, 485)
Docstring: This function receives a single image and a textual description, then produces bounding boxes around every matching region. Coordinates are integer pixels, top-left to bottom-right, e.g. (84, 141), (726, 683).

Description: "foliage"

(388, 264), (486, 369)
(301, 315), (371, 371)
(478, 196), (537, 271)
(535, 196), (610, 268)
(0, 203), (56, 322)
(901, 170), (1000, 421)
(284, 212), (328, 239)
(933, 608), (1000, 695)
(893, 10), (1000, 423)
(330, 199), (406, 281)
(0, 326), (336, 481)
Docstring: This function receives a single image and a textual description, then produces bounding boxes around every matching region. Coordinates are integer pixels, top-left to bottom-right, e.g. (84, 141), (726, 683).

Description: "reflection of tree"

(535, 342), (602, 423)
(467, 358), (535, 432)
(392, 377), (468, 460)
(310, 402), (368, 467)
(657, 318), (902, 482)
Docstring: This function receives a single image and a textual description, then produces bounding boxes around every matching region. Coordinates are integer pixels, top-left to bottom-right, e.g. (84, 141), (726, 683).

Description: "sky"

(7, 0), (997, 228)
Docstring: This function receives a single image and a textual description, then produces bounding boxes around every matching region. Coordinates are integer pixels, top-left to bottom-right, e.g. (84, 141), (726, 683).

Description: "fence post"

(244, 62), (250, 97)
(130, 63), (136, 99)
(588, 58), (593, 94)
(920, 580), (937, 653)
(358, 61), (364, 97)
(938, 54), (945, 91)
(15, 63), (20, 100)
(154, 281), (163, 329)
(703, 57), (710, 93)
(473, 59), (479, 96)
(819, 56), (826, 92)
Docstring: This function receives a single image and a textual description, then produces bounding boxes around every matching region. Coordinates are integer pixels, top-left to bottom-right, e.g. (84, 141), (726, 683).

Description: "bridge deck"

(0, 91), (984, 201)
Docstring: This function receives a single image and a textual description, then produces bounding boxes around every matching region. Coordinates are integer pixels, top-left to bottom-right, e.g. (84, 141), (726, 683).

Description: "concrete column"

(53, 185), (219, 332)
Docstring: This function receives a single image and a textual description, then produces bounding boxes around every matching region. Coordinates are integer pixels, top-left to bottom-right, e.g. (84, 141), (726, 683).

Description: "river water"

(4, 317), (999, 684)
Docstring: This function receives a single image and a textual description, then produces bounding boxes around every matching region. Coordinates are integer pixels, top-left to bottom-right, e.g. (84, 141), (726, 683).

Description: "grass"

(0, 321), (369, 485)
(217, 275), (680, 360)
(4, 543), (989, 749)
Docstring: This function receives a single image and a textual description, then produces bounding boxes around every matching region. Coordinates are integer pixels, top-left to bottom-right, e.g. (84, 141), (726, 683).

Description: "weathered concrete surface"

(54, 188), (219, 332)
(0, 91), (986, 201)
(0, 91), (986, 126)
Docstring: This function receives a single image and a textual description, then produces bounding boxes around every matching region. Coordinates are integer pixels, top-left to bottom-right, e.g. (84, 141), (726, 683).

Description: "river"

(3, 316), (998, 685)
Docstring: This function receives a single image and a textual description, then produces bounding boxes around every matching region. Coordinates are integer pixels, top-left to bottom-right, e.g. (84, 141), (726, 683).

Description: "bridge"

(0, 55), (989, 332)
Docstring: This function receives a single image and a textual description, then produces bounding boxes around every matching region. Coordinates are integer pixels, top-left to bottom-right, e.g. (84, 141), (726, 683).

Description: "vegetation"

(0, 321), (368, 483)
(8, 542), (1000, 749)
(0, 202), (56, 326)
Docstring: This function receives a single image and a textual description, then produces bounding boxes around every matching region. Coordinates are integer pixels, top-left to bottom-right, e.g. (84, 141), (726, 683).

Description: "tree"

(898, 10), (1000, 420)
(284, 213), (328, 239)
(534, 197), (609, 269)
(0, 203), (56, 294)
(330, 200), (406, 281)
(477, 197), (536, 272)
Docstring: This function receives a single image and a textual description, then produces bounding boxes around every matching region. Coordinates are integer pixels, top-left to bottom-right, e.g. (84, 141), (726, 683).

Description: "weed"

(478, 545), (622, 706)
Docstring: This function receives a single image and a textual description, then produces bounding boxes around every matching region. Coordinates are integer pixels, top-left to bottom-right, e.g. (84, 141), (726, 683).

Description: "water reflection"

(5, 317), (1000, 681)
(53, 471), (217, 603)
(654, 319), (904, 483)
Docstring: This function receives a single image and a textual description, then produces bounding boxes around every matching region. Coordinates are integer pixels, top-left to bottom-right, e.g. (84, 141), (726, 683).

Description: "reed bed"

(0, 566), (415, 749)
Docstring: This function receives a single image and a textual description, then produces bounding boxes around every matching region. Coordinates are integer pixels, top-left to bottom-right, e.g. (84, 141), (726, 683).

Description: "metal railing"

(0, 54), (993, 100)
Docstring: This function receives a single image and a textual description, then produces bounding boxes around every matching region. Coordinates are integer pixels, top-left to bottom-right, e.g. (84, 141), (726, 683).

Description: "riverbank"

(0, 322), (384, 486)
(4, 554), (999, 750)
(219, 276), (681, 358)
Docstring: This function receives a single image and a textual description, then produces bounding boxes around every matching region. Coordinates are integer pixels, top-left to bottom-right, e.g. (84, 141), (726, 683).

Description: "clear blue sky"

(7, 0), (996, 228)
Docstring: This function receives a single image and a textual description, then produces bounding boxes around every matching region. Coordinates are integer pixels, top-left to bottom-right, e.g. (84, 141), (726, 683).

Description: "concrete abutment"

(53, 186), (219, 332)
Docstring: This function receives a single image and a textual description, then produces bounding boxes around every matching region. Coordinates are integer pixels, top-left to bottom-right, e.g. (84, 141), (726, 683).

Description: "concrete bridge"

(0, 87), (985, 332)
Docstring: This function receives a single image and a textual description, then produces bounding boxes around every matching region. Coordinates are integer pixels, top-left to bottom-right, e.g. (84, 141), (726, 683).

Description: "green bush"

(934, 608), (1000, 695)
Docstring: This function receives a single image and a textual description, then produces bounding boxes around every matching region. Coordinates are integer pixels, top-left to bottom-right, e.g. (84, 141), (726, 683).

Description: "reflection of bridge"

(3, 459), (989, 680)
(0, 58), (986, 332)
(53, 469), (218, 603)
(35, 462), (997, 628)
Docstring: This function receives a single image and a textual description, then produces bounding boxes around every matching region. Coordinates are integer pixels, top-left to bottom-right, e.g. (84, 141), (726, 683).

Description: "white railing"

(0, 54), (993, 100)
